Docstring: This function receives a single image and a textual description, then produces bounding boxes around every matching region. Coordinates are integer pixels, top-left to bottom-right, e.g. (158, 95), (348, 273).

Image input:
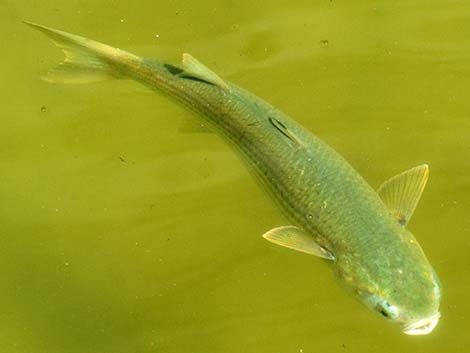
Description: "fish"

(25, 22), (441, 335)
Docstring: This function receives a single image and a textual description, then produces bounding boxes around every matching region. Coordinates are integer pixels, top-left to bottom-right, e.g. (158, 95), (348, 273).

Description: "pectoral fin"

(181, 53), (230, 90)
(378, 164), (429, 226)
(262, 226), (335, 260)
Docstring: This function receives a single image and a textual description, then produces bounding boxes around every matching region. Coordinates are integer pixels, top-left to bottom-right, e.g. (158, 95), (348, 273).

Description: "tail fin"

(24, 21), (137, 84)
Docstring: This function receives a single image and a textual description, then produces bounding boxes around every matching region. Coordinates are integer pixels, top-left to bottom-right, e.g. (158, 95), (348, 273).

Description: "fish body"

(26, 22), (441, 334)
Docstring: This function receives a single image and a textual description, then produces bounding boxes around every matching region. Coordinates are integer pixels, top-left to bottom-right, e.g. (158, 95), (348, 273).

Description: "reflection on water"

(1, 1), (469, 353)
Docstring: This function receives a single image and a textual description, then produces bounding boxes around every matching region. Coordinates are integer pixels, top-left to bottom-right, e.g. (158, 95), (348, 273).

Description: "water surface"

(1, 1), (469, 352)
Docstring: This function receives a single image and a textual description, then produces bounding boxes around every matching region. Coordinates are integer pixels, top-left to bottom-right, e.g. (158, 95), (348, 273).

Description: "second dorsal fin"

(181, 53), (230, 90)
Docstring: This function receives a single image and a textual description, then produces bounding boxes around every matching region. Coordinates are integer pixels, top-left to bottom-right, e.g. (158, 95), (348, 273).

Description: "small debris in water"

(119, 156), (126, 163)
(320, 39), (329, 46)
(40, 106), (47, 112)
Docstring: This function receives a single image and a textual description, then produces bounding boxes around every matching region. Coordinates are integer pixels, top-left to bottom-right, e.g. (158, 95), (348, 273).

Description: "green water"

(1, 1), (469, 352)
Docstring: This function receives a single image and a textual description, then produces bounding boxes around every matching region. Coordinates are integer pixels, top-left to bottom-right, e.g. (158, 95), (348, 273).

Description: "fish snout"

(402, 312), (440, 335)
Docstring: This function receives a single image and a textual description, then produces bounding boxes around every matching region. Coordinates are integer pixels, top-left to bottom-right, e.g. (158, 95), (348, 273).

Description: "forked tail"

(24, 21), (140, 84)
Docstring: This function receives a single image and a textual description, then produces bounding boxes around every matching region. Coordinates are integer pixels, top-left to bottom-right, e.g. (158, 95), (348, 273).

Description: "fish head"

(335, 229), (441, 335)
(364, 270), (441, 335)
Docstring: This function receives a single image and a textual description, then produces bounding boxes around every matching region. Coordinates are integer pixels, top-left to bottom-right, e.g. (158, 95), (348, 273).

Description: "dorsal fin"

(268, 117), (305, 148)
(378, 164), (429, 226)
(181, 53), (230, 90)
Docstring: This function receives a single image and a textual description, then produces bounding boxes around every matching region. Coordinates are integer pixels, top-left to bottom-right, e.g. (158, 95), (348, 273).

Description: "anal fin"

(44, 61), (119, 84)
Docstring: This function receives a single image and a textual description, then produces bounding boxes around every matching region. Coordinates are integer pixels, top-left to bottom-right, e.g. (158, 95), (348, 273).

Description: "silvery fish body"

(26, 22), (441, 335)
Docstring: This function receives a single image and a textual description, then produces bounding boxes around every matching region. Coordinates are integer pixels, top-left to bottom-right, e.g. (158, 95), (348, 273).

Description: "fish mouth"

(402, 312), (440, 335)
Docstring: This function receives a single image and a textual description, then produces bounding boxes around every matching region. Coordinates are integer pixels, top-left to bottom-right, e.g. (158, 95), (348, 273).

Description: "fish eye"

(378, 307), (391, 318)
(376, 301), (398, 319)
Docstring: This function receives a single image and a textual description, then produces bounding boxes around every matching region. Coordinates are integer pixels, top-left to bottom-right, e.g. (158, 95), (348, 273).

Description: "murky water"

(1, 1), (469, 352)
